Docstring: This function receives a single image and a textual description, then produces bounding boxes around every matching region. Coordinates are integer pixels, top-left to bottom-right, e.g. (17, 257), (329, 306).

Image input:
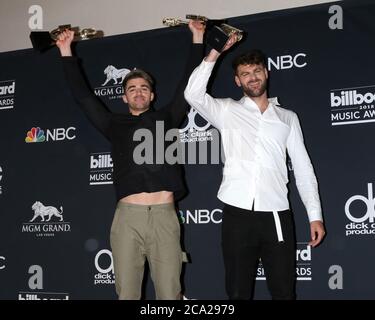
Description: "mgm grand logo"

(94, 65), (131, 99)
(21, 201), (71, 236)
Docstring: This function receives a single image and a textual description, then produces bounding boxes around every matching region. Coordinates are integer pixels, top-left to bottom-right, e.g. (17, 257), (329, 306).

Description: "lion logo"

(102, 65), (131, 86)
(30, 201), (64, 222)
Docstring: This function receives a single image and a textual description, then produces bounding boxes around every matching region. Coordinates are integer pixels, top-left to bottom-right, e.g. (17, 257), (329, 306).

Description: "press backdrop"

(0, 0), (374, 299)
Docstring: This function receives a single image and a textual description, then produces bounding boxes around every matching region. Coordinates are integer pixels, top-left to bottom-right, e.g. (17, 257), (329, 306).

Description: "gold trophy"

(216, 23), (243, 42)
(30, 24), (103, 52)
(162, 14), (209, 27)
(163, 14), (243, 51)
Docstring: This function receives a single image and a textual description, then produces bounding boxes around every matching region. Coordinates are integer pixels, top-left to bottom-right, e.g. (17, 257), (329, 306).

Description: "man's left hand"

(309, 220), (326, 247)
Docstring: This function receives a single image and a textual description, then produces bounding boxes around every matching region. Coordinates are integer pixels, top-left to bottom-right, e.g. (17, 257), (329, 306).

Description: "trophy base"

(29, 32), (54, 52)
(207, 26), (229, 52)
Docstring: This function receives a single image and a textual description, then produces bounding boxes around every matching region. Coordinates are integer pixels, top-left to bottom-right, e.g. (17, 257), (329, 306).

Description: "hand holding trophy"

(30, 24), (103, 52)
(163, 14), (244, 52)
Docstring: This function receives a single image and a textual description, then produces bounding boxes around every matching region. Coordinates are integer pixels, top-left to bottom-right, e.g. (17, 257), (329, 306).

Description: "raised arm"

(56, 30), (111, 138)
(163, 20), (205, 127)
(184, 35), (238, 129)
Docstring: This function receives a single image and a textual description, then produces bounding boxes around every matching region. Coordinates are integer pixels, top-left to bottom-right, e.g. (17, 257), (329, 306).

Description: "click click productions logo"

(179, 108), (213, 143)
(94, 249), (115, 286)
(345, 183), (375, 237)
(0, 79), (15, 110)
(89, 152), (113, 185)
(0, 255), (5, 270)
(94, 65), (131, 100)
(21, 201), (71, 237)
(25, 126), (76, 143)
(257, 243), (312, 281)
(330, 85), (375, 126)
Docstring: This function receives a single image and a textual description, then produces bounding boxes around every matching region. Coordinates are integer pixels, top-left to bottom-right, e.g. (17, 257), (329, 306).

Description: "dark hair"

(232, 49), (267, 73)
(122, 69), (154, 91)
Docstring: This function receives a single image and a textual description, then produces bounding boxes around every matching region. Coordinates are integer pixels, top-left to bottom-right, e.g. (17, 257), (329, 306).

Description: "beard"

(243, 80), (268, 98)
(128, 96), (151, 113)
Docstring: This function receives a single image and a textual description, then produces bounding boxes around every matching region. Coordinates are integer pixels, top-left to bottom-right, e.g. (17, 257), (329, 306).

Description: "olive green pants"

(110, 202), (186, 300)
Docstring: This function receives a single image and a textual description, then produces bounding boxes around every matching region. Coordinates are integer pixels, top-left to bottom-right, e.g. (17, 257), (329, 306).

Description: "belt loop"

(272, 210), (284, 242)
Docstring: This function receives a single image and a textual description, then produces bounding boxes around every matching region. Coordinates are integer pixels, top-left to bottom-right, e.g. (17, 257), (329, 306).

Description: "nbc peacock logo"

(25, 127), (45, 143)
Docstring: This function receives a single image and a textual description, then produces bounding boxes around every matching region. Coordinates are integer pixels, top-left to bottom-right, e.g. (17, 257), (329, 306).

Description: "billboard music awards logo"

(21, 201), (71, 237)
(18, 265), (69, 300)
(179, 209), (222, 224)
(256, 243), (312, 281)
(94, 249), (115, 286)
(0, 79), (15, 110)
(89, 152), (113, 185)
(179, 108), (213, 143)
(345, 183), (375, 237)
(25, 126), (76, 143)
(330, 85), (375, 126)
(94, 64), (131, 100)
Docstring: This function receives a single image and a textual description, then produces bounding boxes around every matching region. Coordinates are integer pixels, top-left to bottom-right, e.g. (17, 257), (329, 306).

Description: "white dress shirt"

(184, 59), (323, 224)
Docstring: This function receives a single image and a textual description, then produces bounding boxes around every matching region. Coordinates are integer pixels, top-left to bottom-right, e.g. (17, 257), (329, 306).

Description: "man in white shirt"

(184, 36), (325, 300)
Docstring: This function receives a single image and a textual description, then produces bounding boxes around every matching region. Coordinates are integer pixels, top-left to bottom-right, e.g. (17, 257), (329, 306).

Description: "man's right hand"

(56, 29), (75, 56)
(188, 19), (206, 44)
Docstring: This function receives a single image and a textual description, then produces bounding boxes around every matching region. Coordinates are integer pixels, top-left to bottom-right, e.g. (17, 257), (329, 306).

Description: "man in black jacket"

(56, 20), (205, 300)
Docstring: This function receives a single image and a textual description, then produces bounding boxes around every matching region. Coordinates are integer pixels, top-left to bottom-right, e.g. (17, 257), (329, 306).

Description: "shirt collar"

(239, 96), (282, 122)
(240, 96), (280, 110)
(268, 97), (280, 107)
(141, 107), (154, 115)
(127, 107), (154, 118)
